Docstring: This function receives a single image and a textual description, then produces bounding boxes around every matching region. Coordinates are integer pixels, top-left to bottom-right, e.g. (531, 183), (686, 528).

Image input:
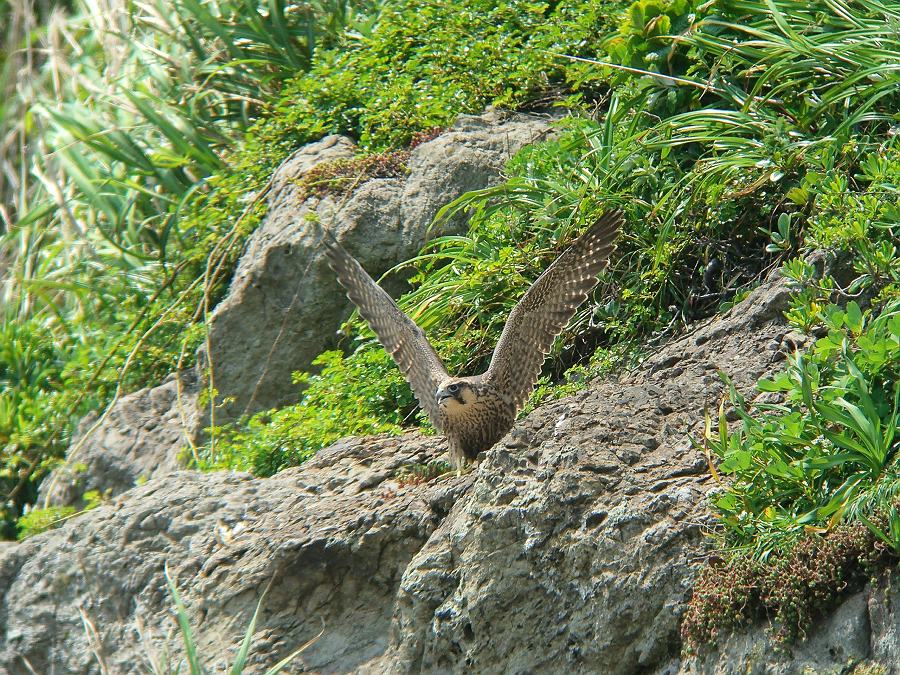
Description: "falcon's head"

(436, 379), (476, 409)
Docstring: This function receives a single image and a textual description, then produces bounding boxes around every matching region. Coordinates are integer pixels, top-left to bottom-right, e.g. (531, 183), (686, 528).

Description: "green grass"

(135, 565), (318, 674)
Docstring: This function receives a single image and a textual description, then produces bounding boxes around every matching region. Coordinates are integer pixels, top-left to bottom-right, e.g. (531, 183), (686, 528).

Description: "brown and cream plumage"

(323, 210), (623, 468)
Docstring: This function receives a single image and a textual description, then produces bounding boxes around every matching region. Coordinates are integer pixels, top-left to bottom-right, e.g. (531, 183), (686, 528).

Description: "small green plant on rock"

(297, 128), (444, 201)
(702, 299), (900, 555)
(16, 490), (104, 540)
(686, 297), (900, 647)
(682, 522), (891, 649)
(200, 349), (415, 475)
(132, 565), (319, 674)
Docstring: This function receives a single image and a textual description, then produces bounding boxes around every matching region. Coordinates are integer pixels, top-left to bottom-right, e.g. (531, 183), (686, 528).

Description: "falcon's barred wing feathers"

(484, 210), (623, 409)
(323, 235), (450, 428)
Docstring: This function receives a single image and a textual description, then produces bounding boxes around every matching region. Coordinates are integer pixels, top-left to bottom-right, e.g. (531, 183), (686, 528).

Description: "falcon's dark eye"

(448, 383), (460, 393)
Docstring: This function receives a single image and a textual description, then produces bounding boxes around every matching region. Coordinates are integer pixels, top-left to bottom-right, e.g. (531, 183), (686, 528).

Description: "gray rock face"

(370, 279), (794, 674)
(38, 370), (201, 507)
(1, 278), (833, 675)
(3, 435), (466, 674)
(682, 578), (899, 674)
(203, 110), (556, 423)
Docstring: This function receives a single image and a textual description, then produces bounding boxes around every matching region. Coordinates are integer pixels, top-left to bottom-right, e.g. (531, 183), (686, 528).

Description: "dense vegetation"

(2, 0), (899, 651)
(1, 0), (382, 537)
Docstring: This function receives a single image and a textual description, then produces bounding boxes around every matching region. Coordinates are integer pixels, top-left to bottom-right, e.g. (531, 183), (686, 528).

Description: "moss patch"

(682, 522), (895, 650)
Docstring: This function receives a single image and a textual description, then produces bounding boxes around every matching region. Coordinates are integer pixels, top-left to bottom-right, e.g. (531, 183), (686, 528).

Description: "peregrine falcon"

(324, 210), (622, 468)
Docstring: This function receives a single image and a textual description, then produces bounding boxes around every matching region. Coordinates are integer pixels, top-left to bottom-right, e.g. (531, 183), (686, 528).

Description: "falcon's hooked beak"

(436, 382), (465, 406)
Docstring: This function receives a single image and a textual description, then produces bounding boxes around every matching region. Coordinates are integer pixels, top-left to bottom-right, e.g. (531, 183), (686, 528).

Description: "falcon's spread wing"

(484, 210), (623, 410)
(323, 235), (450, 428)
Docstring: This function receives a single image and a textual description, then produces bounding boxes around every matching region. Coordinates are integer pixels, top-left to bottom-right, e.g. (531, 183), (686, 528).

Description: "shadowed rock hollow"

(2, 279), (825, 674)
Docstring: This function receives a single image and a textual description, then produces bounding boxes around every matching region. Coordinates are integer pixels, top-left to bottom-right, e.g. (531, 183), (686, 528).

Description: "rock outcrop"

(3, 279), (873, 675)
(38, 370), (202, 508)
(682, 585), (890, 674)
(40, 110), (556, 507)
(2, 436), (465, 674)
(371, 279), (794, 674)
(204, 110), (557, 423)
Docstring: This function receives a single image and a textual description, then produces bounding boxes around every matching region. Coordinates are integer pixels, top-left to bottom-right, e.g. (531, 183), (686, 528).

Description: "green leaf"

(165, 564), (203, 675)
(846, 301), (863, 335)
(758, 373), (792, 392)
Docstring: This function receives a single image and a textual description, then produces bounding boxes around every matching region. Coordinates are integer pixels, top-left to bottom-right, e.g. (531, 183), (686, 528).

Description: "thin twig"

(547, 51), (730, 95)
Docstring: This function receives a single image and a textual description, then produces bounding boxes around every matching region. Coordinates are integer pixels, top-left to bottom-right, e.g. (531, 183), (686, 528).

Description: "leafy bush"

(605, 0), (701, 75)
(248, 0), (625, 153)
(703, 300), (900, 556)
(16, 489), (103, 540)
(202, 349), (415, 475)
(682, 522), (891, 648)
(0, 0), (377, 537)
(0, 319), (81, 538)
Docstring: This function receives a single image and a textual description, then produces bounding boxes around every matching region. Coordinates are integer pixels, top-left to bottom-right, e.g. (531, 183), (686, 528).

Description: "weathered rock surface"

(368, 279), (795, 674)
(204, 110), (557, 423)
(682, 575), (900, 674)
(38, 370), (202, 508)
(3, 278), (860, 675)
(3, 435), (466, 674)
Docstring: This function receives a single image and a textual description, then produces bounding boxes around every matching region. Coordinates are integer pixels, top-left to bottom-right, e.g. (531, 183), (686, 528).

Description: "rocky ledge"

(8, 279), (887, 674)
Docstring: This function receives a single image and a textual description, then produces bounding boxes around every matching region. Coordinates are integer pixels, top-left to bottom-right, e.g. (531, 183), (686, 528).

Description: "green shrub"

(605, 0), (701, 75)
(201, 349), (416, 475)
(703, 300), (900, 556)
(0, 0), (373, 538)
(16, 490), (103, 540)
(0, 319), (79, 539)
(248, 0), (625, 153)
(682, 522), (891, 648)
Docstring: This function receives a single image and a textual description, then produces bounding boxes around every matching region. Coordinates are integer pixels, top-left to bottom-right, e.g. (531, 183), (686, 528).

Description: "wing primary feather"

(485, 209), (623, 409)
(321, 232), (450, 427)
